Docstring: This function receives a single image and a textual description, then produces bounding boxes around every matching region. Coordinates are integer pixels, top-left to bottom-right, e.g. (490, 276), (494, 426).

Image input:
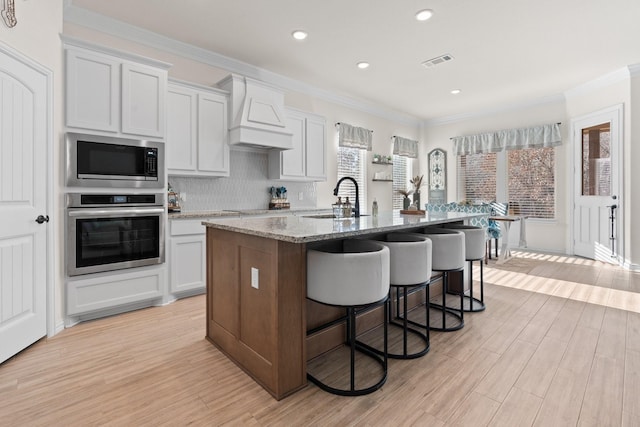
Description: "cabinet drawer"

(170, 219), (206, 236)
(66, 267), (164, 316)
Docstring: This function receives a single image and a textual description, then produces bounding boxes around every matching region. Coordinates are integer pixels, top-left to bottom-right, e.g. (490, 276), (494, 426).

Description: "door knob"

(35, 215), (49, 224)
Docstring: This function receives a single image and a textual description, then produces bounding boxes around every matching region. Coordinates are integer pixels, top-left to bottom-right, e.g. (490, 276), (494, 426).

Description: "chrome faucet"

(333, 176), (360, 218)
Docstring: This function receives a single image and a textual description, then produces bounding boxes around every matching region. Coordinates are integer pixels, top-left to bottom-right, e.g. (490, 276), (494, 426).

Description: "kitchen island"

(202, 210), (477, 399)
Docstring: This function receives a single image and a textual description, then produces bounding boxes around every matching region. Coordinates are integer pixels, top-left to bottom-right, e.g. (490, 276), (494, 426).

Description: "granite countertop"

(202, 210), (481, 244)
(168, 207), (331, 220)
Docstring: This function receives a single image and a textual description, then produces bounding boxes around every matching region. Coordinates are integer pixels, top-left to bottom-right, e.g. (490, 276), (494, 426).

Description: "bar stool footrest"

(307, 340), (388, 396)
(427, 302), (464, 331)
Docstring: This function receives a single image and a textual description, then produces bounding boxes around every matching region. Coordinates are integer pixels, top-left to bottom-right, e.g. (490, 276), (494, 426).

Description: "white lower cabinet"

(268, 108), (326, 181)
(66, 266), (165, 316)
(169, 219), (207, 295)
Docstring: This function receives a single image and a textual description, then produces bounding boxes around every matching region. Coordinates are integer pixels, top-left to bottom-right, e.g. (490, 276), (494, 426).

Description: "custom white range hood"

(217, 74), (293, 150)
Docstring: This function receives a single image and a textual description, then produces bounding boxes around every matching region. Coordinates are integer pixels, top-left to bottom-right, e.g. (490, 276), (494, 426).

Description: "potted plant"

(397, 189), (414, 210)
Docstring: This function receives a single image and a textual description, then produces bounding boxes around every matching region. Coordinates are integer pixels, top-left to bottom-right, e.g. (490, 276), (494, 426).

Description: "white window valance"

(392, 136), (419, 158)
(452, 123), (561, 156)
(337, 122), (373, 151)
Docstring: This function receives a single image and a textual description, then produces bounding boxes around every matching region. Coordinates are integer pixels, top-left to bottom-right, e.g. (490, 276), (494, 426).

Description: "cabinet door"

(198, 93), (229, 176)
(280, 112), (306, 178)
(305, 116), (326, 180)
(166, 86), (197, 173)
(66, 48), (119, 132)
(170, 235), (206, 293)
(121, 62), (167, 138)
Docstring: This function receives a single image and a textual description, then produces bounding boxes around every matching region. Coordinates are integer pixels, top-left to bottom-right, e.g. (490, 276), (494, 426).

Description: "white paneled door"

(572, 105), (623, 263)
(0, 45), (49, 364)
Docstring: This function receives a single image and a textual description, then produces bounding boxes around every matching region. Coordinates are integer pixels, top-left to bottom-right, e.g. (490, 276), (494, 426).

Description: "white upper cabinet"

(64, 38), (170, 139)
(279, 110), (306, 178)
(167, 80), (229, 177)
(65, 48), (120, 132)
(197, 92), (229, 174)
(305, 115), (327, 180)
(166, 85), (197, 171)
(268, 108), (326, 181)
(121, 62), (167, 138)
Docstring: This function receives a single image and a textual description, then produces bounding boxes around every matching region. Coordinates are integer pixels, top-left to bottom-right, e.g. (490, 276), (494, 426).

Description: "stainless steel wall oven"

(66, 193), (165, 276)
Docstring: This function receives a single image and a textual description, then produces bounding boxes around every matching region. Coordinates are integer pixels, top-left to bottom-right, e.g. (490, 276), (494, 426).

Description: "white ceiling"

(67, 0), (640, 123)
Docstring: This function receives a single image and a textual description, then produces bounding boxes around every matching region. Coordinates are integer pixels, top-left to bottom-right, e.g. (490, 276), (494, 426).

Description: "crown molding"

(63, 5), (421, 127)
(564, 67), (630, 99)
(423, 93), (565, 127)
(628, 63), (640, 78)
(61, 34), (172, 70)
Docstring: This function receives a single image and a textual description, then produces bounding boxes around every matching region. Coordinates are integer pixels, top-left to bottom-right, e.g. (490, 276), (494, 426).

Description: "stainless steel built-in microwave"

(66, 132), (165, 189)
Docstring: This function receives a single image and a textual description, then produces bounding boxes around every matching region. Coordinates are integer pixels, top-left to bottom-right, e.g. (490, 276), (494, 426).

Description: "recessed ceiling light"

(357, 61), (370, 69)
(292, 30), (308, 40)
(415, 9), (434, 21)
(451, 89), (461, 94)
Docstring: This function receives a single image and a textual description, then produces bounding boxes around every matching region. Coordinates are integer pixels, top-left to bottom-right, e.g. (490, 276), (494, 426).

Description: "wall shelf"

(372, 179), (393, 182)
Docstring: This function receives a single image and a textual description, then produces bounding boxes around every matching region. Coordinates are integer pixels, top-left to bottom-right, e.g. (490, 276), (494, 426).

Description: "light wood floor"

(2, 251), (640, 426)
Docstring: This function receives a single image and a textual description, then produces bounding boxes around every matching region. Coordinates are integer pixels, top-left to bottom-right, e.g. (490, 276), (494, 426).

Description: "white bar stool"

(444, 224), (487, 312)
(306, 239), (390, 396)
(421, 227), (466, 332)
(374, 233), (432, 359)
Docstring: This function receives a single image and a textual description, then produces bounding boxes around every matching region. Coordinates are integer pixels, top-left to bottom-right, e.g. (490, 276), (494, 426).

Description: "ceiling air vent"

(421, 54), (454, 68)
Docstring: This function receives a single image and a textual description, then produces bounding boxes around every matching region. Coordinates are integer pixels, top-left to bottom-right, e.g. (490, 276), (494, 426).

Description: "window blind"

(457, 148), (556, 219)
(337, 146), (367, 211)
(507, 147), (555, 219)
(456, 153), (497, 204)
(392, 155), (412, 209)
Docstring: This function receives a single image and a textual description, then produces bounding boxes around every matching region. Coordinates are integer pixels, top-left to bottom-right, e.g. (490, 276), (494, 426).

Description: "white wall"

(420, 100), (569, 253)
(630, 71), (640, 267)
(1, 1), (65, 330)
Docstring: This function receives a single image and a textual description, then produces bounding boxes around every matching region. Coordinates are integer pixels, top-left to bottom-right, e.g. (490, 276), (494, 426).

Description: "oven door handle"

(67, 207), (166, 217)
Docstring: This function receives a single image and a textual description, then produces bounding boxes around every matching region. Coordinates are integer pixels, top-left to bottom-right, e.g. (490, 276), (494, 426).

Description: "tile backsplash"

(169, 149), (317, 211)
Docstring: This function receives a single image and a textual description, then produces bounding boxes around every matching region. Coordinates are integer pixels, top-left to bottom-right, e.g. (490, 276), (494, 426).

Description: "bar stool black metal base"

(362, 282), (430, 359)
(460, 295), (486, 312)
(428, 269), (464, 332)
(307, 299), (388, 396)
(464, 258), (485, 312)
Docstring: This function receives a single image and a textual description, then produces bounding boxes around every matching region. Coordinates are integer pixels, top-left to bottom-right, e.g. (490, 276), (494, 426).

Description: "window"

(456, 153), (497, 204)
(337, 146), (367, 211)
(581, 123), (611, 196)
(392, 155), (412, 209)
(508, 148), (555, 218)
(457, 148), (556, 219)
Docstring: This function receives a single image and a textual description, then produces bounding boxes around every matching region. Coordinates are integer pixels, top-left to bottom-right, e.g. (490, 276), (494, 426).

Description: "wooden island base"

(206, 228), (307, 400)
(204, 211), (474, 400)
